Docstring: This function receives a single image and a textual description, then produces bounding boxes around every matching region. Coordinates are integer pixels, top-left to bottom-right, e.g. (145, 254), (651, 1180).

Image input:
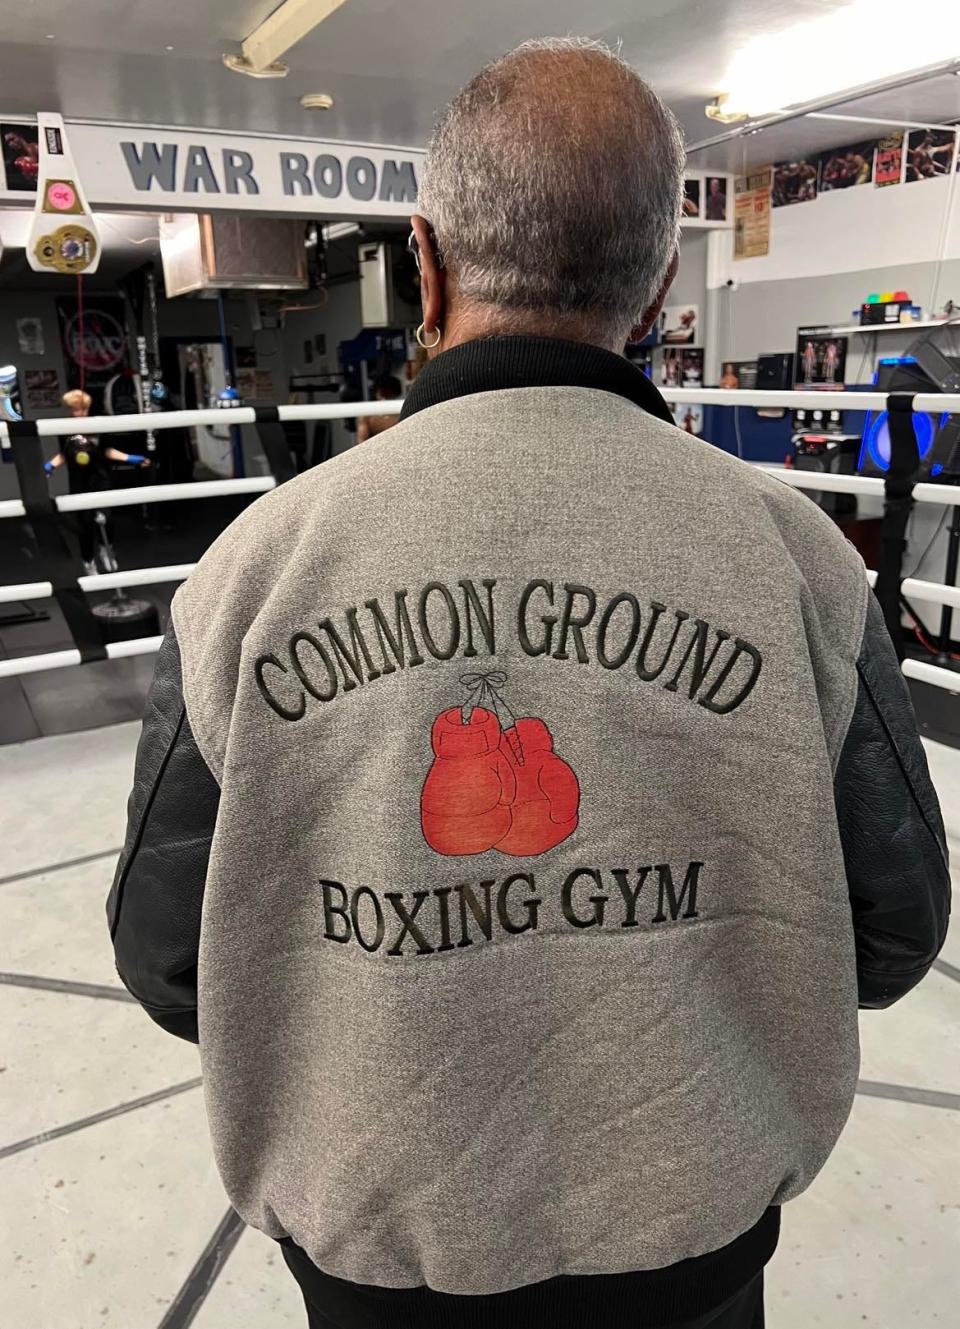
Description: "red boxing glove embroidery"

(495, 717), (579, 856)
(420, 672), (580, 858)
(420, 706), (517, 856)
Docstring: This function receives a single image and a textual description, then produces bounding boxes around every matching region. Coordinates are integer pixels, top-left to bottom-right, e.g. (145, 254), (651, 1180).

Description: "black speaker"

(793, 437), (859, 515)
(757, 353), (794, 391)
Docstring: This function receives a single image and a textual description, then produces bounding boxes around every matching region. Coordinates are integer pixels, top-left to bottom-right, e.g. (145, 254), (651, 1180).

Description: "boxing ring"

(0, 389), (958, 695)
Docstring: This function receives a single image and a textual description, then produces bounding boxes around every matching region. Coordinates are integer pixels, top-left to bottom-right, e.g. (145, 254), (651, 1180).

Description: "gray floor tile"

(0, 856), (121, 988)
(0, 987), (199, 1148)
(767, 1094), (960, 1326)
(0, 721), (138, 877)
(858, 968), (960, 1096)
(1, 1089), (225, 1329)
(193, 1228), (305, 1329)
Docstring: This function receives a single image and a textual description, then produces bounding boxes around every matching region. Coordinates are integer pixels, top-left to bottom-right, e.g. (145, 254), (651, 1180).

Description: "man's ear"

(629, 250), (680, 343)
(411, 214), (445, 354)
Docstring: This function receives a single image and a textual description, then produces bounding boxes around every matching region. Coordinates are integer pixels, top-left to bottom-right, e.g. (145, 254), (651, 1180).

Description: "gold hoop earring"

(416, 322), (441, 350)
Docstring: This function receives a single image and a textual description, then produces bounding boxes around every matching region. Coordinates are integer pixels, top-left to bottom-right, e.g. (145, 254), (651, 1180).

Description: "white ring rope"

(902, 658), (960, 692)
(0, 636), (164, 680)
(755, 466), (960, 508)
(0, 389), (956, 444)
(0, 476), (276, 519)
(664, 389), (960, 413)
(3, 566), (958, 612)
(0, 399), (404, 442)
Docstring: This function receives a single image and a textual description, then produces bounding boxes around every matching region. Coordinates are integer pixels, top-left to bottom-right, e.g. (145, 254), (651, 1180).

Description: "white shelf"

(826, 320), (948, 335)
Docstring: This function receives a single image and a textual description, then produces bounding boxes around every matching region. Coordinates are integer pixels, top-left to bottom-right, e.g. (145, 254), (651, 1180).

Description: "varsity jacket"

(108, 337), (950, 1325)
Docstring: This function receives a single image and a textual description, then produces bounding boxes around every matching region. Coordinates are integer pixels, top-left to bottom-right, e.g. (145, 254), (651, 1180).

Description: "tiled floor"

(1, 721), (957, 1329)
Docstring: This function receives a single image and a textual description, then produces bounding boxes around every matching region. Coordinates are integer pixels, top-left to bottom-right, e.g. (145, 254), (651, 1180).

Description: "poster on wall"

(795, 330), (848, 386)
(875, 134), (904, 187)
(236, 368), (277, 401)
(704, 175), (727, 221)
(55, 295), (128, 396)
(659, 347), (704, 387)
(16, 317), (45, 355)
(660, 304), (699, 344)
(23, 368), (62, 411)
(772, 160), (818, 206)
(683, 177), (701, 217)
(905, 128), (956, 181)
(1, 123), (39, 191)
(734, 169), (771, 259)
(671, 402), (704, 436)
(680, 348), (704, 386)
(818, 140), (874, 190)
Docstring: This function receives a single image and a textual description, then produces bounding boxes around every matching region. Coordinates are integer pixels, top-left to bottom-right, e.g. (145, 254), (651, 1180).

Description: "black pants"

(280, 1243), (764, 1329)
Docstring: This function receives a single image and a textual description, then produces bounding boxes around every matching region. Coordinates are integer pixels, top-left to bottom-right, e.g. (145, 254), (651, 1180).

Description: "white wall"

(708, 169), (960, 369)
(729, 171), (960, 290)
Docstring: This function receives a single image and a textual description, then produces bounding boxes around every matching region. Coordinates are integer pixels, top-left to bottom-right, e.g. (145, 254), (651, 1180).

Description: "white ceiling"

(2, 0), (956, 171)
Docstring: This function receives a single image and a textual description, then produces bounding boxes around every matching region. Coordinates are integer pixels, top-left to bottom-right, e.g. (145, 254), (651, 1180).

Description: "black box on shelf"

(860, 301), (906, 326)
(757, 353), (794, 390)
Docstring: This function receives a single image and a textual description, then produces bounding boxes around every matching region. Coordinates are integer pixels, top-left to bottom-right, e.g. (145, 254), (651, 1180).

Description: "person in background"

(719, 362), (740, 389)
(45, 388), (150, 573)
(109, 37), (949, 1329)
(355, 373), (404, 442)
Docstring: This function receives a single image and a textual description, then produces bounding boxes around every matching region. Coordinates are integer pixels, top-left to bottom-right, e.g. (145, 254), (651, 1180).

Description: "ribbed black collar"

(400, 335), (674, 425)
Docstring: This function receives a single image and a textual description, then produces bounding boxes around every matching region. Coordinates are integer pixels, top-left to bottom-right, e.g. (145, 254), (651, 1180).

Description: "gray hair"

(417, 38), (685, 342)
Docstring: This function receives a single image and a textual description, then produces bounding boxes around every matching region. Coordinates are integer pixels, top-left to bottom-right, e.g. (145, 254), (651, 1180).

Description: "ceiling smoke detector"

(222, 52), (289, 79)
(300, 93), (334, 110)
(705, 96), (747, 125)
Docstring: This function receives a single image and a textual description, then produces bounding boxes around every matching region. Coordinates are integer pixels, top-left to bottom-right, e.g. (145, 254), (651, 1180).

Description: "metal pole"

(935, 501), (960, 661)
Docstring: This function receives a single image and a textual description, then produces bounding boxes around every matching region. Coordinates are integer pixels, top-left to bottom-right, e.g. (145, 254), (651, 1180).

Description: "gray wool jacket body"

(109, 337), (950, 1299)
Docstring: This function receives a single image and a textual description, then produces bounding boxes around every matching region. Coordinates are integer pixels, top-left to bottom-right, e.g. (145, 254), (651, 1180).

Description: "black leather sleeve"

(835, 594), (951, 1008)
(106, 622), (220, 1041)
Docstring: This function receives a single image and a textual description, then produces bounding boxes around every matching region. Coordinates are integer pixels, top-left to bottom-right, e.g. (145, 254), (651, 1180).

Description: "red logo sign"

(62, 310), (125, 373)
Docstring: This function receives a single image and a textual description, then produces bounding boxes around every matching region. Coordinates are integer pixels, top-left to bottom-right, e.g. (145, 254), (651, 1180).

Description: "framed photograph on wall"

(818, 141), (874, 190)
(875, 134), (904, 187)
(680, 348), (704, 386)
(659, 346), (704, 387)
(905, 128), (956, 181)
(683, 177), (702, 218)
(795, 330), (848, 386)
(659, 347), (683, 387)
(671, 402), (704, 435)
(772, 159), (818, 206)
(660, 304), (699, 345)
(704, 176), (727, 221)
(1, 123), (39, 191)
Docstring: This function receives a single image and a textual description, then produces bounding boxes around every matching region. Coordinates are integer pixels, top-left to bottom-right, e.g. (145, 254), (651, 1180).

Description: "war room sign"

(0, 120), (424, 219)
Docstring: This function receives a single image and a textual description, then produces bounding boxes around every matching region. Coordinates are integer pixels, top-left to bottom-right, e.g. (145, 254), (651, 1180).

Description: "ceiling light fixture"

(222, 52), (289, 79)
(242, 0), (349, 73)
(300, 93), (334, 110)
(705, 96), (746, 125)
(709, 0), (960, 120)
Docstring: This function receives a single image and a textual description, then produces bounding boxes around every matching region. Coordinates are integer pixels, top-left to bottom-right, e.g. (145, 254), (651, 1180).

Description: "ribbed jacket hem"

(281, 1207), (780, 1328)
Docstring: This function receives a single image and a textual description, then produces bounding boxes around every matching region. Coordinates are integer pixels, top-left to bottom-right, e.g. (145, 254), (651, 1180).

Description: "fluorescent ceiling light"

(242, 0), (350, 72)
(715, 0), (960, 118)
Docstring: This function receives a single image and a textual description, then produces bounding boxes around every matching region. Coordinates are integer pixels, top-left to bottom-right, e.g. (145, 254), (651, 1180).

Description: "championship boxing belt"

(27, 114), (101, 276)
